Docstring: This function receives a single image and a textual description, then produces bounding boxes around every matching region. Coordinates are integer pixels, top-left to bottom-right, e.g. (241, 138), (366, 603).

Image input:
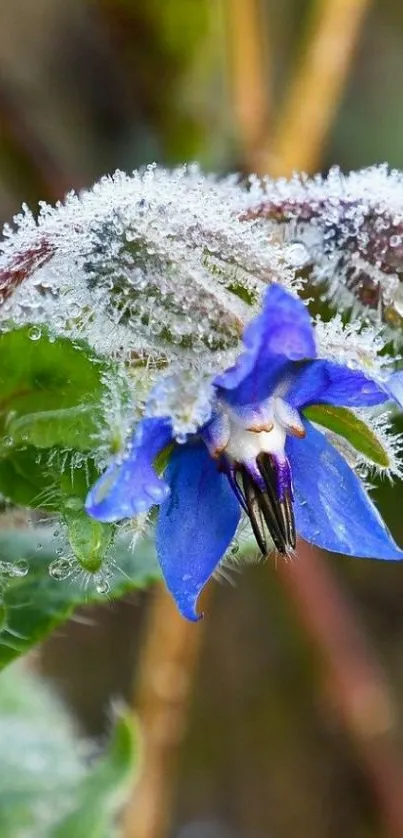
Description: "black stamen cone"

(235, 454), (296, 557)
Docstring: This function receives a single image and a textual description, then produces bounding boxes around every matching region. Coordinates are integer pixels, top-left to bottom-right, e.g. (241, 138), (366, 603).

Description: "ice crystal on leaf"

(0, 165), (293, 366)
(243, 165), (403, 342)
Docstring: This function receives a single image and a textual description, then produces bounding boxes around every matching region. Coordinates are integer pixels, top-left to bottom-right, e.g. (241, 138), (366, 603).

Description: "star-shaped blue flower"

(85, 286), (403, 619)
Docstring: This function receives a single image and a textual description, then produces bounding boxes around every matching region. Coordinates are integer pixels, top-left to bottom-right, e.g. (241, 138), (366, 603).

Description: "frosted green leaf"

(0, 328), (106, 449)
(0, 528), (160, 670)
(64, 508), (115, 574)
(50, 714), (138, 838)
(303, 404), (390, 468)
(0, 664), (138, 838)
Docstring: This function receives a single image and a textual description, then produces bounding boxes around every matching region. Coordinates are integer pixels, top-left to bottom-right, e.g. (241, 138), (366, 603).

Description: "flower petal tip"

(171, 589), (204, 622)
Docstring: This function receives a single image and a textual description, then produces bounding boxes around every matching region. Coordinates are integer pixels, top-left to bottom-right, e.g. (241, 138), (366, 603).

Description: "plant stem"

(279, 544), (403, 838)
(123, 585), (205, 838)
(225, 0), (271, 172)
(268, 0), (371, 176)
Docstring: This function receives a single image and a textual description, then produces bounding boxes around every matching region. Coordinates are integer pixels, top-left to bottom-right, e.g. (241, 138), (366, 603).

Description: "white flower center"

(221, 396), (304, 464)
(225, 420), (287, 463)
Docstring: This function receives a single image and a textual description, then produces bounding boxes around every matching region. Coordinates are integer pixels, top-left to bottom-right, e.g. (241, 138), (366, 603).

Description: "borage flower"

(85, 286), (403, 619)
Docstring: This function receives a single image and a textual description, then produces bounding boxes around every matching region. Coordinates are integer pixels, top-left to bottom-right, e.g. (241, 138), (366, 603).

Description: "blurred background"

(2, 1), (403, 837)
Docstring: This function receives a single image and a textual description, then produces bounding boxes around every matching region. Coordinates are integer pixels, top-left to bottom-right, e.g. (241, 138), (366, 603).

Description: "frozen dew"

(146, 368), (216, 438)
(313, 313), (390, 376)
(243, 164), (403, 342)
(0, 559), (29, 579)
(0, 165), (294, 368)
(393, 283), (403, 318)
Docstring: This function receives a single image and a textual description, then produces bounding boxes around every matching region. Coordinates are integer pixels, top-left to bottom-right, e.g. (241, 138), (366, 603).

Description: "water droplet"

(95, 577), (110, 595)
(28, 326), (42, 341)
(286, 242), (311, 268)
(11, 559), (29, 577)
(49, 558), (73, 581)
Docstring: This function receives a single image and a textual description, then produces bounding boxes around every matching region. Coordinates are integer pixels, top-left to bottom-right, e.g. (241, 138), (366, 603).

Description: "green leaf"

(0, 445), (118, 581)
(303, 404), (390, 468)
(0, 446), (93, 509)
(6, 405), (100, 452)
(50, 714), (138, 838)
(0, 664), (138, 837)
(0, 664), (87, 837)
(0, 328), (107, 450)
(0, 528), (160, 670)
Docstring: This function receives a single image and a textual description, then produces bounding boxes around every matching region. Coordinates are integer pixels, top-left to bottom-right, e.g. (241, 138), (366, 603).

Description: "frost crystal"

(0, 165), (293, 366)
(243, 165), (403, 341)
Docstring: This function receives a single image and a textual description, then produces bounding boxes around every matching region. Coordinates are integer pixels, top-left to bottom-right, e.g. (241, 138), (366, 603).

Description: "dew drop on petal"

(144, 482), (167, 501)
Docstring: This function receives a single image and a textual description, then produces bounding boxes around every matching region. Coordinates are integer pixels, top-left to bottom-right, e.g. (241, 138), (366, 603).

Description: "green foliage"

(50, 714), (138, 838)
(64, 508), (115, 574)
(303, 404), (390, 468)
(0, 328), (104, 448)
(0, 663), (138, 837)
(0, 327), (161, 669)
(0, 528), (160, 671)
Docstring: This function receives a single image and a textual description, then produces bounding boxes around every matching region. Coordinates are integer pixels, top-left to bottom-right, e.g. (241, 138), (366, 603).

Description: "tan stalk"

(268, 0), (371, 176)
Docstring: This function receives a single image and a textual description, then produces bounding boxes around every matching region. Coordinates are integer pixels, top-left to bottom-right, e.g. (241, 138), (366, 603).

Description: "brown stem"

(279, 543), (403, 838)
(123, 585), (205, 838)
(268, 0), (371, 176)
(225, 0), (271, 172)
(0, 238), (53, 305)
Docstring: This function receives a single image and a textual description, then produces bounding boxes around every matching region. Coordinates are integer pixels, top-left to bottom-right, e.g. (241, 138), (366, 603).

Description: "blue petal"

(385, 371), (403, 407)
(286, 420), (403, 559)
(215, 284), (316, 406)
(287, 359), (388, 409)
(85, 417), (172, 523)
(156, 442), (241, 620)
(201, 411), (231, 457)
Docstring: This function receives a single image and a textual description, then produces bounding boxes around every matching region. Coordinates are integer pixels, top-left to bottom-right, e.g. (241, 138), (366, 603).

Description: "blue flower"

(85, 286), (403, 620)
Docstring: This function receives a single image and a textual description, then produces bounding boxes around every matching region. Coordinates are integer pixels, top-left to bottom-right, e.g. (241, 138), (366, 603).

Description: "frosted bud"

(242, 165), (403, 343)
(0, 165), (293, 363)
(146, 369), (216, 439)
